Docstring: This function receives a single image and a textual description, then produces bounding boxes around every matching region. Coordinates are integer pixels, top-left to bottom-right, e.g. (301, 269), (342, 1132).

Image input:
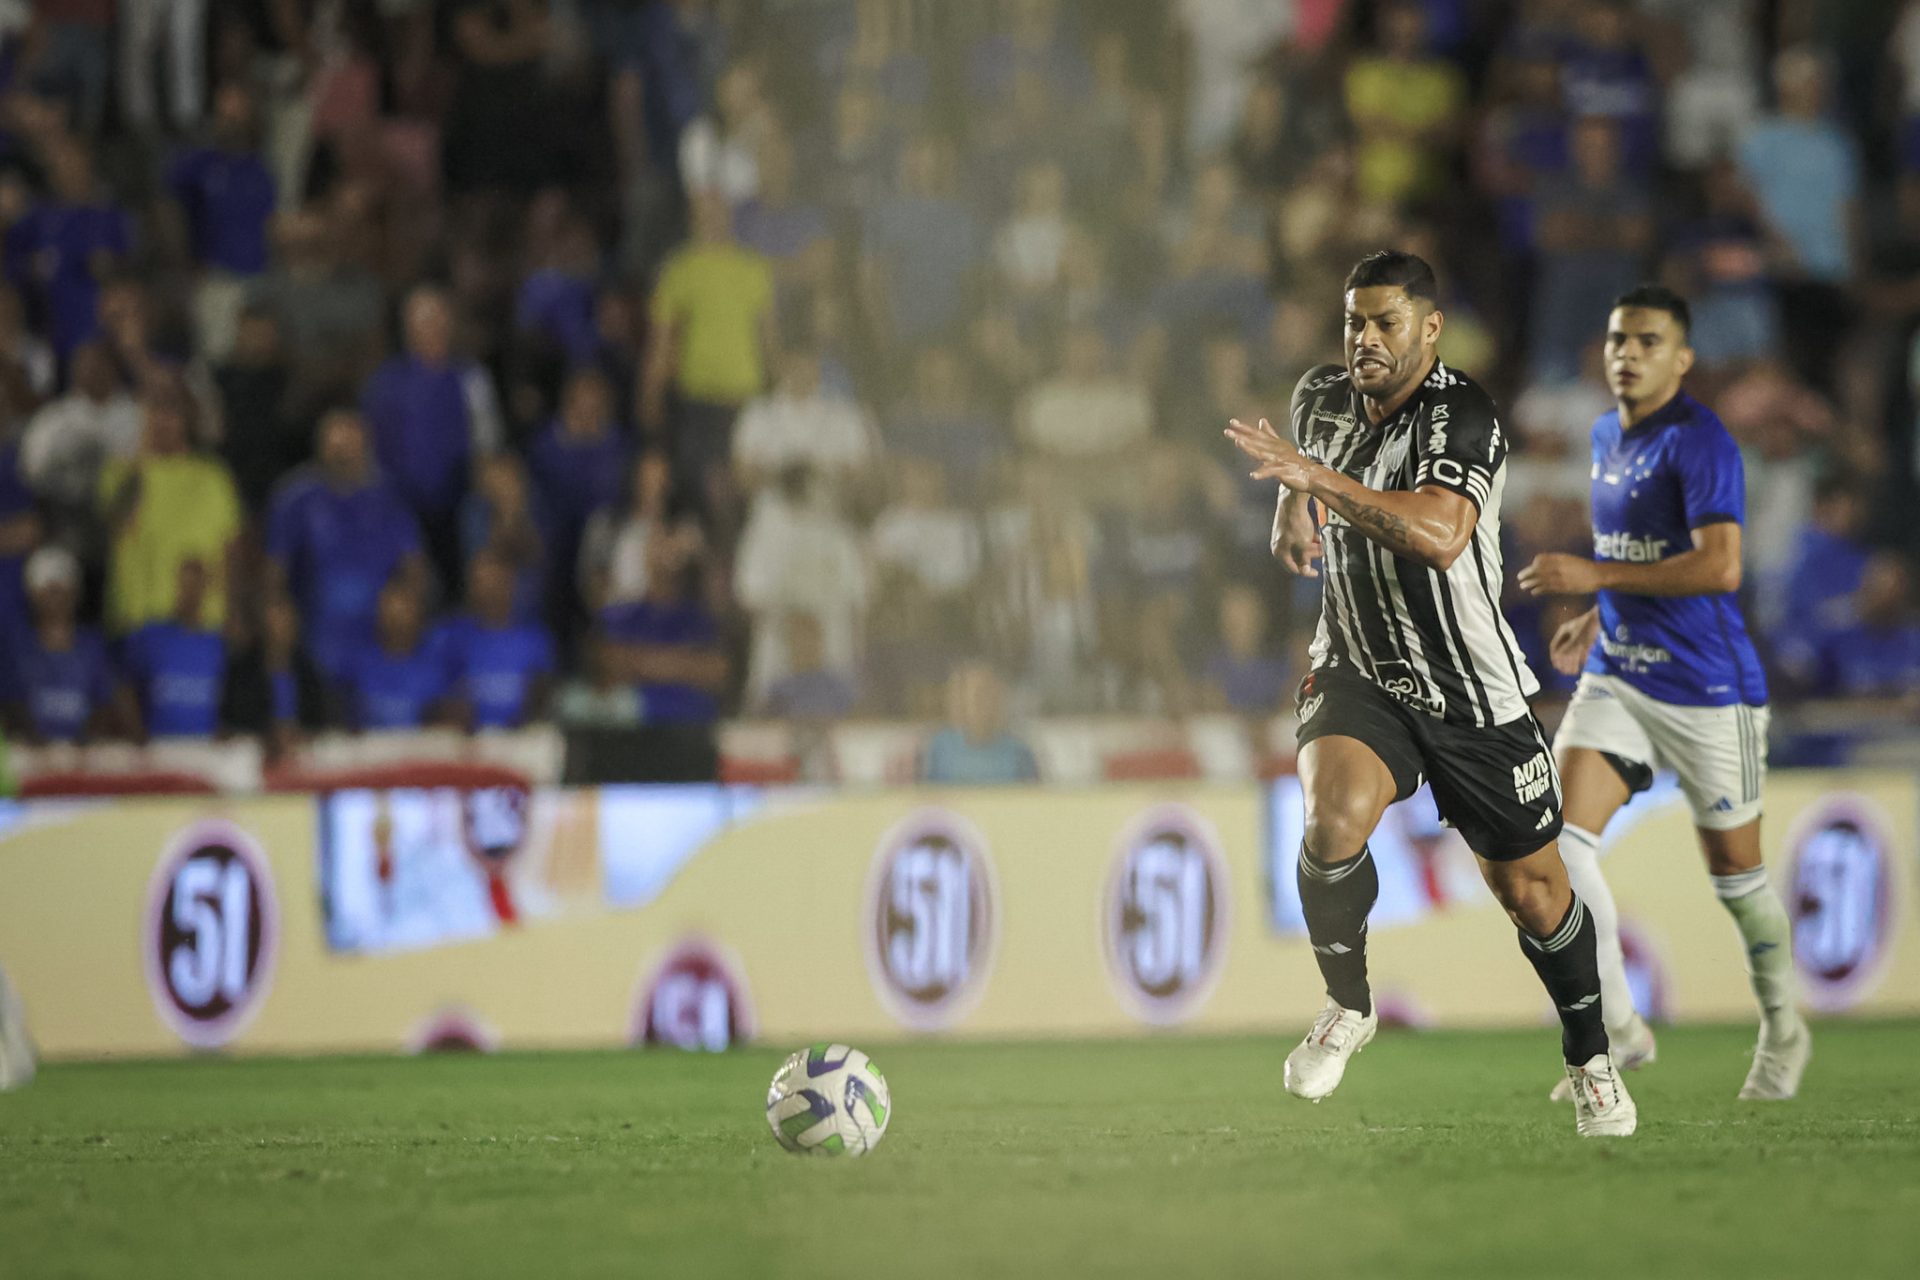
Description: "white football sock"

(1559, 824), (1637, 1036)
(1712, 866), (1799, 1036)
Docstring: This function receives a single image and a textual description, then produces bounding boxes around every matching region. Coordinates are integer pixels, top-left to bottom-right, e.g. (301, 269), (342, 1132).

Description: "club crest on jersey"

(1512, 752), (1553, 804)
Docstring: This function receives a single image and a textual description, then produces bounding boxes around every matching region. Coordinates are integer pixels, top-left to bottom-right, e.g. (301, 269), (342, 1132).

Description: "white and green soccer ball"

(765, 1043), (891, 1157)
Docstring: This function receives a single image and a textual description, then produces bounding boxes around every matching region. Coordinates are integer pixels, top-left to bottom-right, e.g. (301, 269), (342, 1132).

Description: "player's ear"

(1675, 341), (1695, 380)
(1423, 305), (1445, 348)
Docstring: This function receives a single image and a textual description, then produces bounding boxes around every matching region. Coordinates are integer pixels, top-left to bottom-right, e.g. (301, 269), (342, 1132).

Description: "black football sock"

(1518, 895), (1609, 1065)
(1298, 844), (1379, 1017)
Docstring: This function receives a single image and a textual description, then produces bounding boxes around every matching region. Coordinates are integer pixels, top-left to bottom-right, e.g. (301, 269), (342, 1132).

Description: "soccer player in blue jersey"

(1519, 285), (1808, 1102)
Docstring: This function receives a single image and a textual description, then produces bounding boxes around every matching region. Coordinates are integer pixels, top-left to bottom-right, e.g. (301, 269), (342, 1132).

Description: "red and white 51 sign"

(143, 821), (280, 1049)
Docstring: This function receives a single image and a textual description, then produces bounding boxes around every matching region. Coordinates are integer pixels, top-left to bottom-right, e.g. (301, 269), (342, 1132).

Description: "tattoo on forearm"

(1327, 493), (1414, 553)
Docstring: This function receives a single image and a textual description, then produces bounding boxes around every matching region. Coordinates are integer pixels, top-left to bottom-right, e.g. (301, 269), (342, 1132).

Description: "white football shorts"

(1553, 672), (1768, 830)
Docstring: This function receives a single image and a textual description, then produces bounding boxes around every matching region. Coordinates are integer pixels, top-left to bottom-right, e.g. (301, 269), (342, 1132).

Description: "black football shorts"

(1294, 665), (1564, 861)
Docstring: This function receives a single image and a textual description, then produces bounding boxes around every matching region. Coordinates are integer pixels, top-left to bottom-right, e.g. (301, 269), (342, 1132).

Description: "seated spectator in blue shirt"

(0, 546), (138, 744)
(762, 611), (859, 720)
(459, 452), (549, 624)
(266, 407), (429, 680)
(2, 136), (131, 359)
(337, 575), (460, 732)
(165, 84), (276, 279)
(600, 534), (729, 724)
(919, 662), (1039, 785)
(433, 549), (557, 730)
(1201, 584), (1290, 716)
(1780, 553), (1920, 700)
(1770, 474), (1871, 642)
(528, 366), (628, 604)
(360, 285), (504, 560)
(123, 559), (227, 738)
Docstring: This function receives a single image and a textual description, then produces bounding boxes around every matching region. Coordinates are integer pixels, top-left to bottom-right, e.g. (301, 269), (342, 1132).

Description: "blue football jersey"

(1583, 392), (1768, 707)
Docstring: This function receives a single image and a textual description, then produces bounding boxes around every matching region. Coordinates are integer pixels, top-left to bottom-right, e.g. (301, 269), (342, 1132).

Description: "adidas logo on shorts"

(1710, 797), (1734, 813)
(1535, 809), (1554, 830)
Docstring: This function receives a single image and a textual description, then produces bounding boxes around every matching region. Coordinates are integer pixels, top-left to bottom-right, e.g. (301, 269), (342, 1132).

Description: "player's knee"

(1302, 800), (1379, 863)
(1484, 863), (1562, 927)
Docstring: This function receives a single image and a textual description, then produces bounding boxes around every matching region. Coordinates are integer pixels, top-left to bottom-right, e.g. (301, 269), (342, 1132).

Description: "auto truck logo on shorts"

(866, 810), (999, 1031)
(1512, 751), (1553, 804)
(1786, 796), (1894, 1011)
(143, 820), (280, 1049)
(1104, 806), (1230, 1025)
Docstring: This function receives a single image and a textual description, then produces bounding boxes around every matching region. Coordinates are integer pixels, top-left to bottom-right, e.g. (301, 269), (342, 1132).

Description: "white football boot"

(1739, 1016), (1811, 1101)
(1549, 1013), (1655, 1101)
(1565, 1053), (1637, 1136)
(1284, 1000), (1378, 1102)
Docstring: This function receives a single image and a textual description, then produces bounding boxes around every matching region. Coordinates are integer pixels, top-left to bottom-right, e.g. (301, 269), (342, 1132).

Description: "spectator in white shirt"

(731, 347), (876, 495)
(679, 63), (772, 208)
(867, 459), (982, 601)
(734, 464), (868, 703)
(1018, 325), (1153, 461)
(20, 340), (141, 511)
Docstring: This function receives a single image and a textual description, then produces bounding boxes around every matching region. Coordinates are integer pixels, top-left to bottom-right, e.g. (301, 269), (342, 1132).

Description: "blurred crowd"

(0, 0), (1916, 766)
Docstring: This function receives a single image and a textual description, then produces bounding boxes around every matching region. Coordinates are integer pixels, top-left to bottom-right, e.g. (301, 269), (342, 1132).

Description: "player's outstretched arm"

(1228, 418), (1476, 570)
(1519, 523), (1742, 598)
(1270, 489), (1322, 577)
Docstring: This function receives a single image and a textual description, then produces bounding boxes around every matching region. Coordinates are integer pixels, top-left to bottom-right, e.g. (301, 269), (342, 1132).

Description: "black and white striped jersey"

(1282, 359), (1539, 728)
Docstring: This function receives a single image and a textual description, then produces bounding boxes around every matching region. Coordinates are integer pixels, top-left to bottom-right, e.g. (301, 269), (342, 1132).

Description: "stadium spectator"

(513, 198), (602, 375)
(860, 134), (981, 350)
(245, 207), (386, 407)
(19, 340), (138, 525)
(25, 0), (115, 134)
(993, 161), (1082, 305)
(458, 453), (547, 624)
(0, 413), (39, 652)
(1344, 2), (1468, 207)
(761, 610), (859, 720)
(1, 545), (137, 745)
(734, 463), (867, 705)
(338, 573), (459, 732)
(360, 284), (504, 579)
(577, 448), (703, 612)
(678, 62), (772, 209)
(1201, 584), (1290, 717)
(98, 378), (242, 635)
(213, 306), (301, 514)
(434, 548), (556, 731)
(1738, 47), (1861, 389)
(166, 82), (277, 360)
(1178, 0), (1292, 154)
(882, 345), (1006, 505)
(528, 366), (628, 610)
(122, 559), (227, 739)
(1663, 159), (1780, 370)
(731, 347), (876, 498)
(1018, 326), (1152, 463)
(3, 135), (130, 360)
(868, 459), (981, 606)
(1769, 475), (1873, 644)
(551, 631), (642, 730)
(1777, 552), (1920, 702)
(1529, 115), (1652, 382)
(1558, 0), (1658, 173)
(919, 662), (1039, 785)
(442, 0), (562, 194)
(265, 407), (427, 681)
(640, 193), (775, 512)
(985, 467), (1102, 710)
(600, 533), (729, 725)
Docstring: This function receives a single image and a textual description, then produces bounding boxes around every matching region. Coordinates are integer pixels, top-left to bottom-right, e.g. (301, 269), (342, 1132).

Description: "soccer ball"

(765, 1043), (891, 1157)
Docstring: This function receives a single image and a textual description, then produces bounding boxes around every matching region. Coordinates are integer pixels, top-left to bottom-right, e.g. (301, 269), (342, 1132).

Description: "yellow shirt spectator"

(650, 242), (775, 407)
(1345, 55), (1467, 205)
(99, 454), (242, 633)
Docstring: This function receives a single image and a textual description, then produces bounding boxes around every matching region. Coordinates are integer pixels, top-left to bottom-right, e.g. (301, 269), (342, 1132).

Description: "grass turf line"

(3, 1022), (1918, 1279)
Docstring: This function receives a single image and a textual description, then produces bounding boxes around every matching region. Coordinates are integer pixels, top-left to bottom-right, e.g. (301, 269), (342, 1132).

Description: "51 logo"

(1103, 806), (1230, 1026)
(143, 821), (279, 1049)
(865, 810), (999, 1032)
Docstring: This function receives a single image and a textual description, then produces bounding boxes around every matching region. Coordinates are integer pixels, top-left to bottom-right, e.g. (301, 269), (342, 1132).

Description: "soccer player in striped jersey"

(1519, 285), (1807, 1102)
(1228, 250), (1635, 1136)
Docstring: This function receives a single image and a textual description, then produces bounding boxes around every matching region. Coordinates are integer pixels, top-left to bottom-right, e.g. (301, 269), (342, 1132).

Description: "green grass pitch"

(4, 1022), (1919, 1279)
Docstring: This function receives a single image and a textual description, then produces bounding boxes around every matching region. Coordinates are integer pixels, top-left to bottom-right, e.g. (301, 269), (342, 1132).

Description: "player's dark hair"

(1344, 250), (1438, 306)
(1612, 284), (1692, 337)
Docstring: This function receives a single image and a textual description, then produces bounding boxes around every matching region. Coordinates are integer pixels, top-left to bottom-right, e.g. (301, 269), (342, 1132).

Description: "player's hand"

(1548, 606), (1601, 676)
(1272, 492), (1322, 577)
(1226, 418), (1317, 492)
(1518, 552), (1601, 596)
